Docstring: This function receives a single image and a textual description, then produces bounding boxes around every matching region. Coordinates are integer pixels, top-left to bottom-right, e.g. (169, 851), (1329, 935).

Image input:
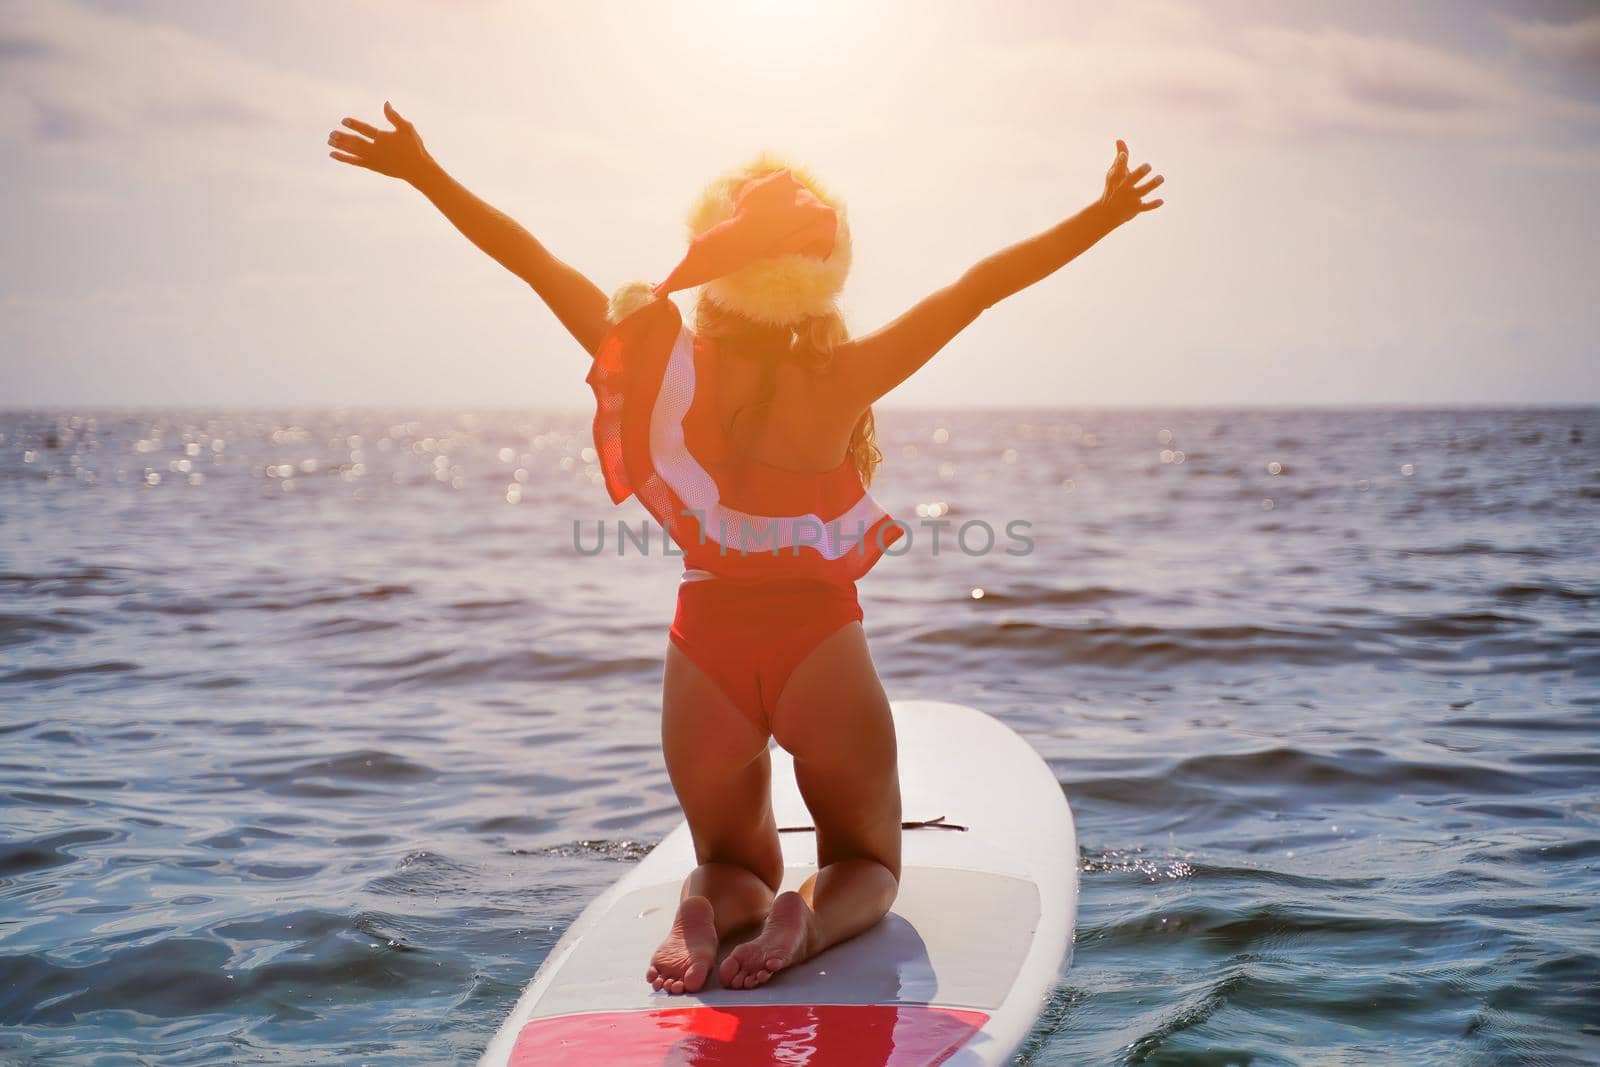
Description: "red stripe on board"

(509, 1003), (989, 1066)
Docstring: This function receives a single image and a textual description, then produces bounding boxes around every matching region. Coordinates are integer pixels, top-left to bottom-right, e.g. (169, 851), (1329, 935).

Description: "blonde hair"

(687, 152), (853, 328)
(693, 293), (882, 487)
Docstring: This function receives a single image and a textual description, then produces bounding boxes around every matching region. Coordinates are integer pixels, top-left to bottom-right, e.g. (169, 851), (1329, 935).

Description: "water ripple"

(2, 406), (1597, 1064)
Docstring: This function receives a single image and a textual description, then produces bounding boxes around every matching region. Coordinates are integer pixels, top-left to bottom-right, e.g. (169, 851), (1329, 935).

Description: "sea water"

(2, 407), (1596, 1064)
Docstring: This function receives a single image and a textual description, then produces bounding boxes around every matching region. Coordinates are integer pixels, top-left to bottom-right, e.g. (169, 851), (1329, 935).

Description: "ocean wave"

(5, 406), (1597, 1064)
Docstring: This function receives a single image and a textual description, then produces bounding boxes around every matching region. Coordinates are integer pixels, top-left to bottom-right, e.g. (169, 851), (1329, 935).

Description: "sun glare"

(671, 0), (892, 77)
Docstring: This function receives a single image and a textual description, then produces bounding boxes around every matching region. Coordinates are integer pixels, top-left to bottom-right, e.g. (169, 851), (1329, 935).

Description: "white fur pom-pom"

(608, 280), (658, 324)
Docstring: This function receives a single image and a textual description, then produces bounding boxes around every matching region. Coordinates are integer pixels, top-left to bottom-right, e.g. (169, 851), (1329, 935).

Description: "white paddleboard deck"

(481, 700), (1078, 1066)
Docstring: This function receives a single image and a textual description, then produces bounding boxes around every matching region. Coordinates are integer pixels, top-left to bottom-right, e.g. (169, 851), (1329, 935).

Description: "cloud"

(0, 32), (62, 63)
(1508, 14), (1600, 76)
(28, 97), (103, 141)
(0, 0), (350, 154)
(1236, 26), (1520, 136)
(956, 4), (1600, 148)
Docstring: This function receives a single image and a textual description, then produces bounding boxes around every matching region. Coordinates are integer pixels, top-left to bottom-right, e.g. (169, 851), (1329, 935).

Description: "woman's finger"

(327, 130), (370, 153)
(1132, 174), (1164, 197)
(1118, 162), (1151, 190)
(1109, 140), (1127, 173)
(341, 117), (382, 140)
(329, 150), (372, 169)
(1137, 198), (1164, 212)
(383, 101), (410, 130)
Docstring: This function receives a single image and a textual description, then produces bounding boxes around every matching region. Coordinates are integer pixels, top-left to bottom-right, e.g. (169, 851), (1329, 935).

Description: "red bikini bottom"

(669, 576), (864, 734)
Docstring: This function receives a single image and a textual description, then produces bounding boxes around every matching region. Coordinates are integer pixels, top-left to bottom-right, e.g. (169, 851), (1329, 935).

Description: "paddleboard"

(481, 700), (1078, 1066)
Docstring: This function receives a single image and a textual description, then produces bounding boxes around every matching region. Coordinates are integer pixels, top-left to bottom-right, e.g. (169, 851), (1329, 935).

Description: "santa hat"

(608, 154), (852, 327)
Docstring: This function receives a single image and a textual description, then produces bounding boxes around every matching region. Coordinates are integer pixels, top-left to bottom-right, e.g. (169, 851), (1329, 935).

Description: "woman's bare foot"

(646, 894), (718, 994)
(718, 890), (816, 990)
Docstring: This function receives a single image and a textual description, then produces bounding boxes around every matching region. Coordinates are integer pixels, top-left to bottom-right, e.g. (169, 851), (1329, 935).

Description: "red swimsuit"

(587, 297), (903, 732)
(669, 574), (865, 732)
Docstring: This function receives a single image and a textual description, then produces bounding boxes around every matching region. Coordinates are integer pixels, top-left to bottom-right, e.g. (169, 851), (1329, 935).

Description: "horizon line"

(4, 402), (1597, 416)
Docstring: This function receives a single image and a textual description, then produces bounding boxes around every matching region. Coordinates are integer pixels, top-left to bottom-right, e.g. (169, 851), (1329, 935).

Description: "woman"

(327, 103), (1163, 995)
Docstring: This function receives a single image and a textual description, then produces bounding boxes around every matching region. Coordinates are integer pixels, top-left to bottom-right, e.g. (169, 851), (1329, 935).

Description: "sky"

(1, 0), (1597, 409)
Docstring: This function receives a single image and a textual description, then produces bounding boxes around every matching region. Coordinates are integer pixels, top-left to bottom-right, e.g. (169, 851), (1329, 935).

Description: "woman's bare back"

(716, 349), (860, 475)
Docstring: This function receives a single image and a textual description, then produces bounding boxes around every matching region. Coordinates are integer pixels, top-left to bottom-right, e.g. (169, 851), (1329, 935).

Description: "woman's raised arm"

(822, 140), (1164, 415)
(328, 103), (610, 358)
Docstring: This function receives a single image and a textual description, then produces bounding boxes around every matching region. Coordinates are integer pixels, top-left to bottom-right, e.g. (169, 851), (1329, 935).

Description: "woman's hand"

(1098, 139), (1164, 227)
(327, 102), (435, 186)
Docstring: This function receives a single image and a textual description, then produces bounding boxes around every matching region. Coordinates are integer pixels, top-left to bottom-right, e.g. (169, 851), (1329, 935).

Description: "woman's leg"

(646, 640), (785, 994)
(720, 622), (902, 989)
